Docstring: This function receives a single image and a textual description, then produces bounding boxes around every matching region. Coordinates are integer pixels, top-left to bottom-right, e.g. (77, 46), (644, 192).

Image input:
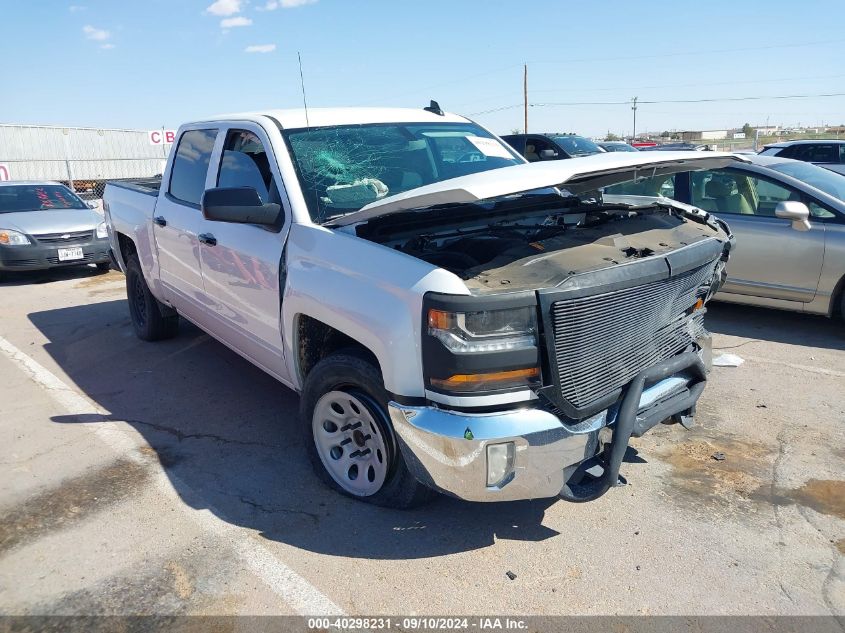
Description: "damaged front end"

(342, 154), (738, 502)
(379, 191), (730, 502)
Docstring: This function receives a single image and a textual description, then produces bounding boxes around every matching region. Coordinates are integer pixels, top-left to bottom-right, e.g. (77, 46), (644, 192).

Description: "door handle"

(198, 233), (217, 246)
(153, 216), (167, 227)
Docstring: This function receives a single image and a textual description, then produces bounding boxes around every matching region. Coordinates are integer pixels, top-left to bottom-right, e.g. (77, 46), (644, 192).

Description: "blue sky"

(1, 0), (843, 136)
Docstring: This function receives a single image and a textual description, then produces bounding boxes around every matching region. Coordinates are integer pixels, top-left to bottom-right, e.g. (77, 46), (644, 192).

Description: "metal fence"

(0, 124), (173, 199)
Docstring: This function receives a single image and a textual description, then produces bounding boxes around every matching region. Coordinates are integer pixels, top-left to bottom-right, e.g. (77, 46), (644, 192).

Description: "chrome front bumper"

(389, 402), (606, 502)
(390, 348), (710, 503)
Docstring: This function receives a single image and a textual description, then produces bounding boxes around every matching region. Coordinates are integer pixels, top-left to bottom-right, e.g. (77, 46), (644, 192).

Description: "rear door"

(153, 127), (218, 322)
(688, 167), (825, 303)
(196, 123), (291, 381)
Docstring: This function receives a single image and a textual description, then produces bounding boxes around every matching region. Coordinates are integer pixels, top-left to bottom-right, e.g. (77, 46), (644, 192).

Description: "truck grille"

(549, 262), (715, 412)
(34, 230), (93, 244)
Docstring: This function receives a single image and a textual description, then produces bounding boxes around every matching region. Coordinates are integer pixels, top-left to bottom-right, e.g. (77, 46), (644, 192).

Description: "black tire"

(125, 254), (179, 341)
(300, 350), (434, 509)
(96, 262), (111, 272)
(840, 287), (845, 323)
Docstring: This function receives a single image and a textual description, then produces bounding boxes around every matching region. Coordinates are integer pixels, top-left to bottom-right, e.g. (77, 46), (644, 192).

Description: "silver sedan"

(606, 155), (845, 318)
(0, 181), (111, 280)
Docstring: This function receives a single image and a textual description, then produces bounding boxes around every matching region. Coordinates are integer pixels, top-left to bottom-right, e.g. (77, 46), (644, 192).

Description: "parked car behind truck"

(502, 133), (605, 162)
(605, 154), (845, 318)
(104, 107), (737, 508)
(0, 181), (111, 280)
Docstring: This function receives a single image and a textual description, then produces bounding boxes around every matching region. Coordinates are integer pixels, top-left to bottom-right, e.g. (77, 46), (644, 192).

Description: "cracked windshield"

(283, 122), (522, 222)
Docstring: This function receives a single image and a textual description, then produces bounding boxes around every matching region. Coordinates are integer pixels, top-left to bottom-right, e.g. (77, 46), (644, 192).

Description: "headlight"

(96, 222), (108, 239)
(0, 229), (30, 245)
(428, 306), (537, 353)
(423, 294), (541, 395)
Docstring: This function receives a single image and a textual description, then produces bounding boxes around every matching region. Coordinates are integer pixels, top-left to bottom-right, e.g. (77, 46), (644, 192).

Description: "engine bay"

(354, 193), (729, 294)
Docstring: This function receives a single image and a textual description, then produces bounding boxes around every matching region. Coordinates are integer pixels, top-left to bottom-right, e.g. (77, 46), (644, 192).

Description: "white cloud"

(220, 16), (252, 27)
(82, 25), (110, 41)
(261, 0), (316, 9)
(69, 5), (87, 12)
(245, 44), (276, 53)
(205, 0), (243, 16)
(100, 43), (115, 50)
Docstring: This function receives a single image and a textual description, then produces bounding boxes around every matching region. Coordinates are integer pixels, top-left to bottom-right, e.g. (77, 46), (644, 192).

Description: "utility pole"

(523, 64), (528, 134)
(631, 96), (638, 142)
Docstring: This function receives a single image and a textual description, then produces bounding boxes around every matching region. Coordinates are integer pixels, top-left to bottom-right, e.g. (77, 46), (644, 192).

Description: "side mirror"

(539, 149), (559, 159)
(201, 187), (281, 226)
(774, 201), (811, 231)
(88, 200), (100, 209)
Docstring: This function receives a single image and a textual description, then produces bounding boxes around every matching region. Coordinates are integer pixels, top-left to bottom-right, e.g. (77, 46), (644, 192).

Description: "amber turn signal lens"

(693, 298), (704, 311)
(430, 367), (540, 391)
(428, 309), (452, 330)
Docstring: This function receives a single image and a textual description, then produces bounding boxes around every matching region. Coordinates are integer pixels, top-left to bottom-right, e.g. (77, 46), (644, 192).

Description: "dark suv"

(759, 140), (845, 175)
(501, 133), (604, 162)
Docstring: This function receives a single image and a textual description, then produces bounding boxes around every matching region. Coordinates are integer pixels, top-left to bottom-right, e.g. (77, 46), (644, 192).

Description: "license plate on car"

(57, 247), (84, 261)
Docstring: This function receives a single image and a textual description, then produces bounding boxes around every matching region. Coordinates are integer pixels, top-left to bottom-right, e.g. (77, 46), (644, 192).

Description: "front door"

(689, 168), (825, 303)
(197, 124), (291, 381)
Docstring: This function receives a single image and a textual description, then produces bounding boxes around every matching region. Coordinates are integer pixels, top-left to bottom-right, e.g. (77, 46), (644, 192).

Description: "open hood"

(329, 151), (747, 227)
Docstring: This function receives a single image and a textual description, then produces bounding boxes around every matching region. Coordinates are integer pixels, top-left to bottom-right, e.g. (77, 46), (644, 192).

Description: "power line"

(532, 92), (845, 108)
(526, 38), (844, 66)
(355, 39), (843, 108)
(527, 73), (845, 96)
(467, 92), (845, 118)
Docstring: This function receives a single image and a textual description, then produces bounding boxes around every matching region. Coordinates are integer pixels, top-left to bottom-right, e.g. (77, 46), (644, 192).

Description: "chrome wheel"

(312, 390), (389, 497)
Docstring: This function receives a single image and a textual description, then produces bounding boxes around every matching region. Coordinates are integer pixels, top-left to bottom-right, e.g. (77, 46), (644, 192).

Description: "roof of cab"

(198, 107), (472, 129)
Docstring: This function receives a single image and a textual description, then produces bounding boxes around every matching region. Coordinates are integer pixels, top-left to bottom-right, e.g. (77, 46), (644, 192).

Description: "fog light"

(486, 442), (515, 487)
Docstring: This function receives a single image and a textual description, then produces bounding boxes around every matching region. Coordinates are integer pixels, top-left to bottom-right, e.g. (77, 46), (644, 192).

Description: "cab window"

(217, 129), (277, 203)
(525, 137), (558, 162)
(169, 129), (218, 206)
(792, 144), (837, 163)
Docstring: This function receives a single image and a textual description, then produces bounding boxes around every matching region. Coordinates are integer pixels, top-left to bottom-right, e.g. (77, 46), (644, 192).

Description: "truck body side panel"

(283, 223), (470, 395)
(104, 182), (166, 301)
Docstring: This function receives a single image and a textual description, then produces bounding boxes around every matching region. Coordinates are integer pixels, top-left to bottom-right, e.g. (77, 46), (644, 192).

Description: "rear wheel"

(840, 294), (845, 324)
(300, 351), (434, 509)
(125, 254), (179, 341)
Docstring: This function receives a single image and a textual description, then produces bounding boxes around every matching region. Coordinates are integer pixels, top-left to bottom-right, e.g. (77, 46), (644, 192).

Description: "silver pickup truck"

(104, 106), (737, 508)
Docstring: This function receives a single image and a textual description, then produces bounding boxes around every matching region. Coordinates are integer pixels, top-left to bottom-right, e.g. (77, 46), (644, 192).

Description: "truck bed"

(107, 177), (162, 197)
(104, 178), (161, 274)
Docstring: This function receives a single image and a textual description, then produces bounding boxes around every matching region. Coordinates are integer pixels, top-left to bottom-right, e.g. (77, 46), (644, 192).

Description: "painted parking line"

(0, 333), (343, 616)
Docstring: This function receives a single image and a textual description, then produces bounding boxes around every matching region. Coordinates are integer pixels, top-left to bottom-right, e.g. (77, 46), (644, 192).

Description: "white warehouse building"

(0, 124), (172, 189)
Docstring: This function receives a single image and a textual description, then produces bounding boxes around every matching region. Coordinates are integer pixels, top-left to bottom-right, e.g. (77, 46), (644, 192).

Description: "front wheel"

(300, 351), (434, 509)
(125, 254), (179, 341)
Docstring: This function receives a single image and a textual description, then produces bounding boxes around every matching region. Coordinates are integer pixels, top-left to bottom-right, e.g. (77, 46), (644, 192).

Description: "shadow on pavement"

(705, 301), (845, 350)
(0, 265), (108, 287)
(32, 299), (560, 560)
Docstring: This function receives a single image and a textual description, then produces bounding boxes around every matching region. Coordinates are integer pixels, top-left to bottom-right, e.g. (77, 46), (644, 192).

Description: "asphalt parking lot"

(0, 265), (843, 616)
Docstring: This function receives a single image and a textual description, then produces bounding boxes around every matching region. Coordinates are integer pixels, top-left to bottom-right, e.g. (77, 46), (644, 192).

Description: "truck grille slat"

(548, 263), (714, 411)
